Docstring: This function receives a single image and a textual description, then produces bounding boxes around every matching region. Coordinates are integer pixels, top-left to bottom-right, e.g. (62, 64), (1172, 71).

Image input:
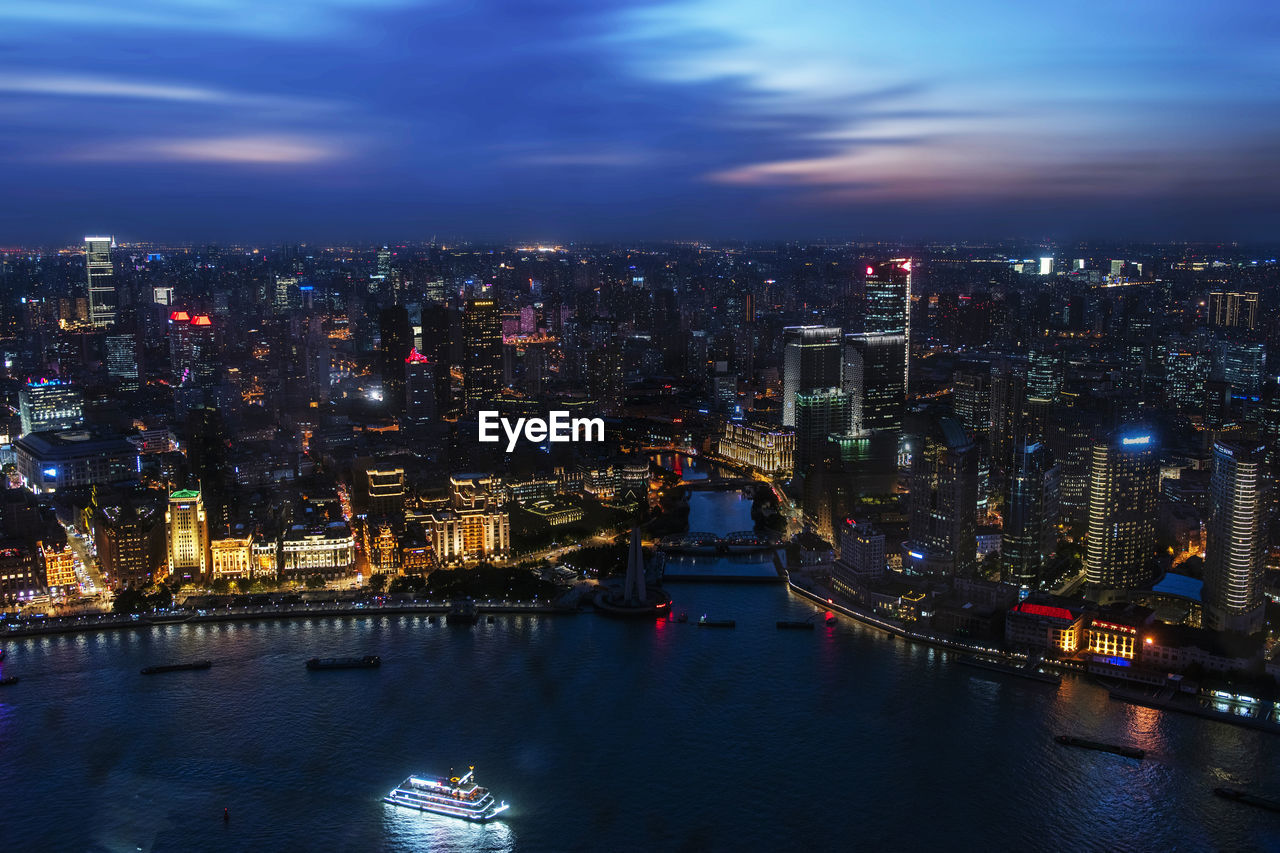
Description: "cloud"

(64, 135), (347, 165)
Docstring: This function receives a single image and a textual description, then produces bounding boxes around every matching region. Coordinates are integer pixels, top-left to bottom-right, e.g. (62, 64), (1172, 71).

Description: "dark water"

(662, 467), (782, 580)
(3, 582), (1280, 852)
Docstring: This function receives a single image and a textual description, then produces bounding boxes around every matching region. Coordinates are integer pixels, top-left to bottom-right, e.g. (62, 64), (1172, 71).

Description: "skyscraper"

(1203, 441), (1267, 634)
(864, 260), (911, 393)
(794, 388), (850, 474)
(1002, 441), (1060, 590)
(85, 236), (115, 329)
(462, 296), (502, 414)
(843, 332), (906, 434)
(105, 333), (140, 391)
(781, 325), (842, 427)
(18, 378), (83, 435)
(379, 305), (412, 413)
(1207, 291), (1259, 331)
(904, 413), (978, 577)
(1084, 431), (1159, 590)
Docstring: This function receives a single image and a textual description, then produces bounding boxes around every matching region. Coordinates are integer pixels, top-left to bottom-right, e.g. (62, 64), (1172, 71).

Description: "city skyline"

(2, 1), (1279, 243)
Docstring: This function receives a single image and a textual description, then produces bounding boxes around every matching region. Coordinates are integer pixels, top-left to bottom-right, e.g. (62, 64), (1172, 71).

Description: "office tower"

(185, 407), (230, 535)
(1263, 376), (1280, 511)
(1002, 441), (1060, 590)
(864, 260), (911, 392)
(105, 333), (140, 391)
(1203, 441), (1267, 634)
(379, 306), (412, 413)
(405, 348), (437, 427)
(1207, 291), (1259, 331)
(85, 236), (116, 328)
(1219, 341), (1265, 397)
(843, 332), (906, 433)
(168, 312), (218, 386)
(904, 414), (978, 577)
(420, 304), (454, 418)
(951, 367), (991, 438)
(462, 296), (502, 414)
(18, 378), (83, 435)
(1027, 345), (1062, 400)
(1164, 346), (1210, 410)
(988, 363), (1026, 497)
(1084, 431), (1159, 590)
(166, 488), (209, 582)
(587, 345), (624, 414)
(1045, 404), (1102, 528)
(782, 326), (842, 427)
(794, 389), (850, 474)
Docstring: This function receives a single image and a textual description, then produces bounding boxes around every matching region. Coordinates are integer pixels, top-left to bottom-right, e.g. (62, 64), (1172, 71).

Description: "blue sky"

(2, 0), (1277, 243)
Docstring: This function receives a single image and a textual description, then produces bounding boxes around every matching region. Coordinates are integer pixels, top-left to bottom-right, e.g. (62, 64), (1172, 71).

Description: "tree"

(369, 573), (388, 593)
(305, 574), (327, 589)
(211, 577), (232, 594)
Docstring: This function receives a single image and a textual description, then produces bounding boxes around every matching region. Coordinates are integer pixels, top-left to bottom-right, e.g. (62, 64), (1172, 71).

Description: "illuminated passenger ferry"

(384, 767), (510, 821)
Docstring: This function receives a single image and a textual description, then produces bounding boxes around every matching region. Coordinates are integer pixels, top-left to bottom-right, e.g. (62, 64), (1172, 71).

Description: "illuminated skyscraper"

(1084, 431), (1159, 590)
(1002, 441), (1060, 590)
(1207, 291), (1259, 331)
(843, 332), (905, 434)
(18, 378), (83, 435)
(1203, 441), (1267, 634)
(105, 333), (140, 391)
(85, 236), (115, 328)
(864, 260), (911, 393)
(781, 325), (841, 427)
(462, 296), (502, 414)
(166, 488), (209, 582)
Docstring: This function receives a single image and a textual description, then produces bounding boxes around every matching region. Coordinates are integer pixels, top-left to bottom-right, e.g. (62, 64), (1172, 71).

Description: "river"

(1, 581), (1278, 851)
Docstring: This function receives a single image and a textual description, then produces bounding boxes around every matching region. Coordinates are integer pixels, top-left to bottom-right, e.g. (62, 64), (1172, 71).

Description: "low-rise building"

(718, 421), (794, 477)
(1004, 599), (1086, 655)
(280, 522), (356, 580)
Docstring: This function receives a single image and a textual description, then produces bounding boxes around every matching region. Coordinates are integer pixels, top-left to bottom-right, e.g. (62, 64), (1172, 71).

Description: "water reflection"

(382, 805), (516, 852)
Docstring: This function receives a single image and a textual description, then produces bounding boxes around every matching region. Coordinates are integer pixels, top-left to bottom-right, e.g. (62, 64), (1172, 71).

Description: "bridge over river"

(656, 530), (782, 555)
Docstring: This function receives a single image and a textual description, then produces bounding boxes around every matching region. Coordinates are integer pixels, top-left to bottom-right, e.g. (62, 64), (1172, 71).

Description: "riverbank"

(0, 600), (574, 640)
(785, 572), (1087, 674)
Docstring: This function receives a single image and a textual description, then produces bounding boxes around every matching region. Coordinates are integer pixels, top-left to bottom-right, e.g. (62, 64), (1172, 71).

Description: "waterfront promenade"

(0, 598), (572, 640)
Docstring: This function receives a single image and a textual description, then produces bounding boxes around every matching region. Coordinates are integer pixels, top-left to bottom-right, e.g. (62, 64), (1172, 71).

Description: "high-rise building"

(1203, 441), (1267, 634)
(781, 326), (842, 427)
(405, 347), (437, 428)
(1027, 345), (1062, 400)
(794, 389), (850, 474)
(1218, 341), (1265, 398)
(1002, 441), (1060, 590)
(85, 236), (115, 328)
(903, 414), (978, 577)
(1164, 347), (1210, 410)
(1207, 291), (1259, 331)
(379, 305), (412, 413)
(951, 367), (991, 439)
(864, 260), (911, 392)
(166, 488), (209, 582)
(843, 332), (906, 434)
(18, 378), (83, 435)
(1084, 431), (1159, 590)
(462, 296), (502, 414)
(104, 333), (140, 391)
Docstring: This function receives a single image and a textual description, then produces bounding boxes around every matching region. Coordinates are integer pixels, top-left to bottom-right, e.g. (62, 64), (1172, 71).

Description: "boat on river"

(306, 655), (381, 670)
(141, 659), (212, 675)
(1054, 734), (1145, 759)
(384, 767), (509, 821)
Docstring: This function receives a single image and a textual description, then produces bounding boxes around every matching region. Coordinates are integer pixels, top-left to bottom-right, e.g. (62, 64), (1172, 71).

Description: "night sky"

(2, 0), (1278, 244)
